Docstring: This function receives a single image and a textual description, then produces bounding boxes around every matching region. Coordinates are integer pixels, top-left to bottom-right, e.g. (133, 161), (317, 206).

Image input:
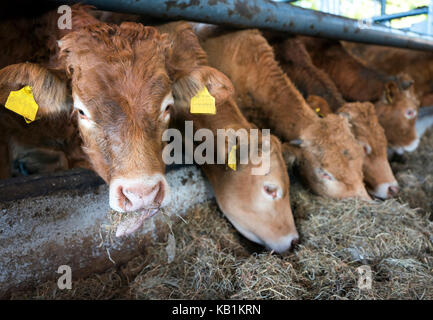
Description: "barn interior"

(1, 0), (433, 300)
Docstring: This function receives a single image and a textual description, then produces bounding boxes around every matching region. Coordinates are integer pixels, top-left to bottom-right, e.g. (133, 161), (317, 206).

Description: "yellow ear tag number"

(228, 145), (237, 171)
(5, 86), (39, 123)
(190, 86), (216, 114)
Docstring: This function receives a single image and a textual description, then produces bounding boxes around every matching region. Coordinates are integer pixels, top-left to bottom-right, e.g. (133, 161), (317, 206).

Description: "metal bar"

(271, 0), (299, 3)
(371, 7), (428, 23)
(50, 0), (433, 51)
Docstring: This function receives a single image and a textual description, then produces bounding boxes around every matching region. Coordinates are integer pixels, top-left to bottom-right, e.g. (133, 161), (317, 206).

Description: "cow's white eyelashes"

(160, 92), (174, 122)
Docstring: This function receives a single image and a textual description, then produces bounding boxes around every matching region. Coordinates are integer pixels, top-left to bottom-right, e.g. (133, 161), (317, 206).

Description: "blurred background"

(275, 0), (431, 32)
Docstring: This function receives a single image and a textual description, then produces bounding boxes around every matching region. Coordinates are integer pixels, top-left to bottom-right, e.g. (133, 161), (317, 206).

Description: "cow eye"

(405, 109), (417, 120)
(162, 104), (172, 122)
(316, 168), (335, 182)
(75, 108), (89, 121)
(360, 142), (372, 155)
(161, 92), (174, 122)
(263, 183), (280, 200)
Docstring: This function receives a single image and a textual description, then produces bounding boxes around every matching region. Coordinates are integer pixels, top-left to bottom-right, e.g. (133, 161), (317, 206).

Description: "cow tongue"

(115, 208), (159, 237)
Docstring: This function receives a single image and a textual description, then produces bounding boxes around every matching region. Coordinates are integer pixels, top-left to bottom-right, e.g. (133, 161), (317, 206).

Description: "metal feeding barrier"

(49, 0), (433, 51)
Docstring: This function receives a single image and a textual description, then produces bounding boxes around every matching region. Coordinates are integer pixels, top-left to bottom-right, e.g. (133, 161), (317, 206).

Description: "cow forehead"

(73, 65), (171, 119)
(301, 118), (364, 172)
(341, 104), (387, 152)
(303, 116), (356, 147)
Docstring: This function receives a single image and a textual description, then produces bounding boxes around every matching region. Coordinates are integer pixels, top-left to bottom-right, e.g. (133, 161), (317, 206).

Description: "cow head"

(203, 134), (298, 253)
(57, 23), (178, 216)
(284, 114), (370, 200)
(338, 102), (398, 199)
(375, 73), (420, 154)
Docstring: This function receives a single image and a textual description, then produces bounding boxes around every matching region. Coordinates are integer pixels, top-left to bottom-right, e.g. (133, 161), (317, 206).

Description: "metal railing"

(50, 0), (433, 51)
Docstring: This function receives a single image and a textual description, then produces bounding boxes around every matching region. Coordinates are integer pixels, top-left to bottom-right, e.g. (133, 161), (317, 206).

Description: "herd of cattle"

(0, 4), (431, 253)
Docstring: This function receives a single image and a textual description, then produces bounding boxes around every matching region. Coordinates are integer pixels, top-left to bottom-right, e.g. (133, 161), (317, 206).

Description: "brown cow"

(196, 28), (370, 200)
(300, 37), (420, 154)
(267, 37), (398, 199)
(0, 6), (229, 225)
(161, 22), (298, 252)
(305, 98), (398, 199)
(338, 103), (398, 199)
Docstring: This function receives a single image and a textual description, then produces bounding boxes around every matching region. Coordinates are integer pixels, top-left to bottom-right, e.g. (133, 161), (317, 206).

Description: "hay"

(392, 129), (433, 215)
(10, 129), (433, 300)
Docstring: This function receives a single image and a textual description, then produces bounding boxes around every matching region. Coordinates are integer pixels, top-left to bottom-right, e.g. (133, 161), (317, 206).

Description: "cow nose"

(109, 175), (169, 213)
(388, 185), (399, 197)
(372, 181), (399, 199)
(269, 232), (299, 253)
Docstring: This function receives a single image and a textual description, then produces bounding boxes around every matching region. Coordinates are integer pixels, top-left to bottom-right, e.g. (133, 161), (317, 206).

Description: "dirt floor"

(10, 129), (433, 300)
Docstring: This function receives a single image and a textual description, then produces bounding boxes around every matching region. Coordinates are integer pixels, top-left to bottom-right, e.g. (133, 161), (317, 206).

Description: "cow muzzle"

(109, 174), (170, 213)
(370, 181), (399, 200)
(392, 136), (420, 155)
(266, 232), (299, 254)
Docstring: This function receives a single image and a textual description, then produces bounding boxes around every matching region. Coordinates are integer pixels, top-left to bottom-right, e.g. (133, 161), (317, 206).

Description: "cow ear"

(281, 142), (301, 169)
(160, 22), (235, 106)
(0, 63), (70, 119)
(172, 66), (234, 107)
(384, 81), (398, 104)
(307, 95), (332, 118)
(196, 66), (234, 102)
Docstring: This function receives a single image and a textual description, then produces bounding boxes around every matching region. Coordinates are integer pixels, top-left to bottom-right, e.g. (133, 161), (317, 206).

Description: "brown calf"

(300, 37), (420, 154)
(267, 37), (398, 199)
(162, 21), (298, 252)
(0, 6), (226, 219)
(197, 28), (370, 200)
(338, 103), (398, 199)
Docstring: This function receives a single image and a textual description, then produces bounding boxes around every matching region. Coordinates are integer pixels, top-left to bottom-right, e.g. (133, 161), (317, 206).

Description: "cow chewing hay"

(10, 130), (433, 300)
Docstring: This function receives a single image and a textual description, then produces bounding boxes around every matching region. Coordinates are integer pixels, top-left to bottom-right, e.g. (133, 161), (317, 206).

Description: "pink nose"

(269, 233), (299, 253)
(388, 185), (399, 197)
(109, 177), (167, 212)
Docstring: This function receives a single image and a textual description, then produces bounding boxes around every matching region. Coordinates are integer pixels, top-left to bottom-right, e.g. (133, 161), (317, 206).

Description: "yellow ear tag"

(5, 86), (39, 123)
(190, 86), (216, 114)
(228, 145), (237, 171)
(386, 91), (393, 104)
(315, 107), (324, 118)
